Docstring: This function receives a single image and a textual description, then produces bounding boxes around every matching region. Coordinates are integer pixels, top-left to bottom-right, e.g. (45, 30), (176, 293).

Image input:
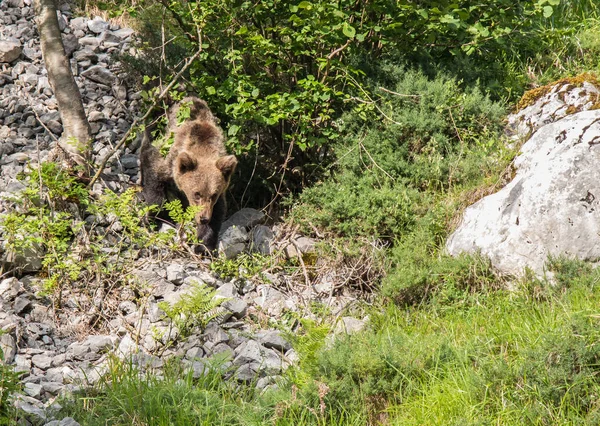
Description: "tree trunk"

(34, 0), (91, 172)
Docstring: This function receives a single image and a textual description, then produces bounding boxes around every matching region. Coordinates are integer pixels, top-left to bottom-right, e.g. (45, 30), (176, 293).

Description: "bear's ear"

(216, 155), (238, 179)
(176, 152), (197, 174)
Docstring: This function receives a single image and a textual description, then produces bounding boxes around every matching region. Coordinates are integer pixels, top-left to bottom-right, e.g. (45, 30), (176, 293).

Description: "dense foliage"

(101, 0), (599, 204)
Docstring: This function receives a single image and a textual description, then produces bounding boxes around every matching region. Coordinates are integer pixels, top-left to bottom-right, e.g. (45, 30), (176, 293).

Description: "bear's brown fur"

(140, 97), (237, 253)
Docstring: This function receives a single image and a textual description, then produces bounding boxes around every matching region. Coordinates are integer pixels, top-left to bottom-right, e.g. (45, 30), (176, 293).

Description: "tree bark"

(34, 0), (91, 172)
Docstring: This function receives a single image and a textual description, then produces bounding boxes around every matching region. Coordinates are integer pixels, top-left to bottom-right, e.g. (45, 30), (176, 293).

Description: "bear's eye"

(194, 192), (202, 200)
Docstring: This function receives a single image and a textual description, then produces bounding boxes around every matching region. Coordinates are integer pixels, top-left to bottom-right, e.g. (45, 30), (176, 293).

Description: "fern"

(158, 281), (229, 337)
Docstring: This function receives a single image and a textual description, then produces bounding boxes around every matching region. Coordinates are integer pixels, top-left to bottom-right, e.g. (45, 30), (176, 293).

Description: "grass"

(57, 260), (600, 425)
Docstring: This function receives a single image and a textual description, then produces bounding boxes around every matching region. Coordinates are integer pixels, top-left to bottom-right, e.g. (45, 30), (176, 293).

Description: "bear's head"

(173, 151), (237, 225)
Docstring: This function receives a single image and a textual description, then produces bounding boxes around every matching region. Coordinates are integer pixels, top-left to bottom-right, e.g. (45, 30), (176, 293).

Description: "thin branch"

(358, 138), (394, 180)
(87, 48), (203, 189)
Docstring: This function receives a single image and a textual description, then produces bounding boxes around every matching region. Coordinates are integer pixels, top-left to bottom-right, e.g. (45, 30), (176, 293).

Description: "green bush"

(292, 67), (507, 240)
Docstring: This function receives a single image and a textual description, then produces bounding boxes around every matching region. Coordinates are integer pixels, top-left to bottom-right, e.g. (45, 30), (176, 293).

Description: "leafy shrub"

(292, 67), (507, 240)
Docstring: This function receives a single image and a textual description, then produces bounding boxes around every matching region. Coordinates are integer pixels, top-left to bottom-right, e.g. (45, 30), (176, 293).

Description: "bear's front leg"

(195, 196), (227, 255)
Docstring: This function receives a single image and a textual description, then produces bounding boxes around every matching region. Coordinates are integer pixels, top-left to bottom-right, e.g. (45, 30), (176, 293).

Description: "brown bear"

(140, 97), (237, 254)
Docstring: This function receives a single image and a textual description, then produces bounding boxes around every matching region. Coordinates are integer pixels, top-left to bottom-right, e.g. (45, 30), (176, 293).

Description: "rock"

(218, 226), (248, 259)
(0, 333), (17, 363)
(15, 396), (46, 422)
(293, 236), (316, 253)
(166, 263), (185, 285)
(335, 316), (368, 335)
(31, 353), (53, 370)
(13, 295), (32, 314)
(87, 17), (109, 34)
(70, 17), (88, 33)
(223, 297), (247, 319)
(116, 334), (138, 359)
(81, 65), (116, 85)
(257, 330), (291, 352)
(24, 382), (43, 398)
(215, 282), (237, 299)
(0, 277), (21, 301)
(2, 243), (44, 273)
(507, 79), (600, 142)
(111, 28), (135, 39)
(234, 363), (258, 382)
(185, 347), (204, 360)
(14, 354), (31, 372)
(0, 40), (22, 63)
(61, 34), (79, 57)
(233, 339), (263, 366)
(221, 208), (266, 232)
(254, 285), (286, 316)
(251, 225), (274, 255)
(118, 301), (137, 315)
(120, 153), (137, 169)
(447, 109), (600, 276)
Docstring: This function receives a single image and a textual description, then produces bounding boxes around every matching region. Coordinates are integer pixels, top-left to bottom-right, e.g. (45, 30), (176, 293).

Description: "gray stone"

(70, 17), (88, 32)
(507, 80), (600, 142)
(120, 153), (138, 169)
(189, 360), (206, 378)
(234, 363), (258, 382)
(251, 225), (274, 255)
(14, 354), (31, 372)
(0, 40), (21, 63)
(185, 346), (204, 360)
(73, 48), (97, 63)
(118, 301), (137, 315)
(254, 285), (286, 316)
(447, 109), (600, 276)
(24, 382), (43, 398)
(41, 381), (64, 395)
(215, 282), (237, 298)
(223, 297), (247, 319)
(87, 17), (109, 34)
(262, 348), (283, 375)
(31, 354), (53, 370)
(166, 263), (185, 285)
(335, 316), (368, 335)
(0, 333), (16, 363)
(0, 277), (21, 301)
(13, 295), (31, 314)
(81, 65), (116, 85)
(111, 28), (135, 39)
(218, 226), (249, 259)
(15, 396), (46, 422)
(221, 208), (266, 231)
(116, 334), (138, 359)
(233, 339), (263, 366)
(258, 330), (291, 352)
(293, 236), (316, 253)
(61, 33), (79, 57)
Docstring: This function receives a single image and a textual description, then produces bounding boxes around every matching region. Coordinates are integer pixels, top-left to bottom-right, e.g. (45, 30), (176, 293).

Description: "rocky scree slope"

(0, 3), (369, 425)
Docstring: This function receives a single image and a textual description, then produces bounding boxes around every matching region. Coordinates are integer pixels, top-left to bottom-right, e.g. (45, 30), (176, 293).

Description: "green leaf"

(206, 86), (216, 95)
(251, 88), (259, 97)
(547, 0), (560, 4)
(298, 1), (312, 10)
(343, 22), (356, 38)
(228, 124), (240, 136)
(542, 5), (553, 17)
